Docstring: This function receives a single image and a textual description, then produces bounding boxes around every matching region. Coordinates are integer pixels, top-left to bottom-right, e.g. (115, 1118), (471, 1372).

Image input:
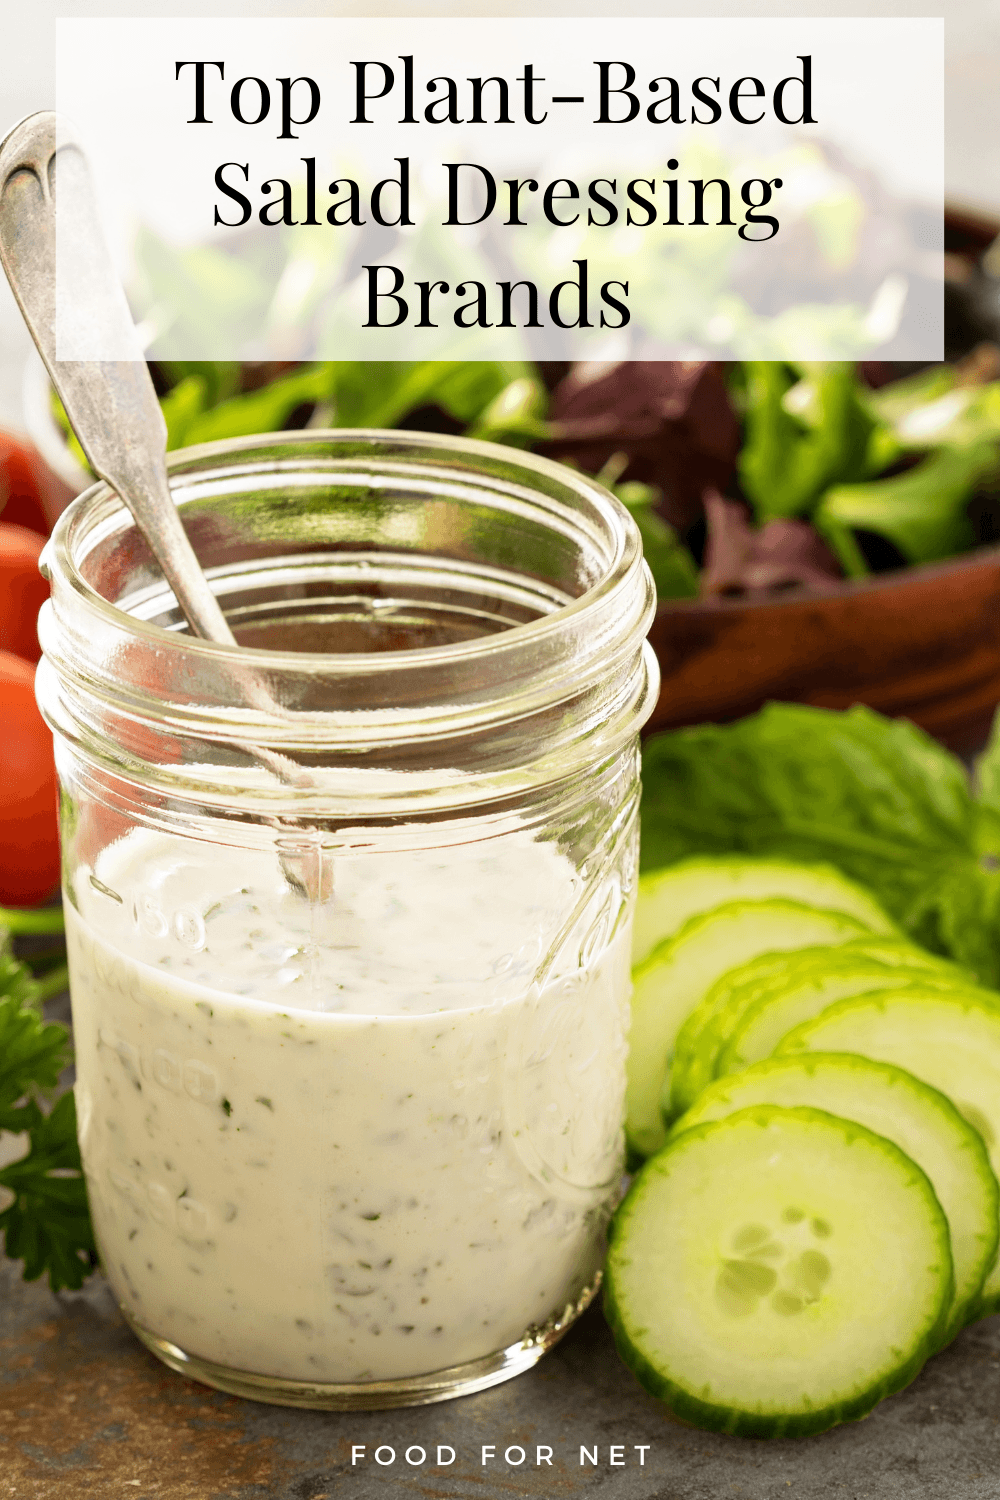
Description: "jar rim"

(38, 427), (657, 800)
(46, 427), (641, 675)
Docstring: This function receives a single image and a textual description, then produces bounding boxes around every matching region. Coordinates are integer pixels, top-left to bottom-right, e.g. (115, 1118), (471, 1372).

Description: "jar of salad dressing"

(36, 431), (657, 1409)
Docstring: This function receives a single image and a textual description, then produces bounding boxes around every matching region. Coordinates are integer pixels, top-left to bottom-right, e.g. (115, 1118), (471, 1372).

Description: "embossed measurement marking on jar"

(98, 1026), (220, 1104)
(108, 1166), (211, 1242)
(133, 888), (207, 950)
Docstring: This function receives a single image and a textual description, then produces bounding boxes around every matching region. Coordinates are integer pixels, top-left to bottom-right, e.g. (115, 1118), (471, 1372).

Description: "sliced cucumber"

(669, 941), (968, 1121)
(670, 1054), (998, 1341)
(837, 937), (972, 974)
(628, 901), (869, 1158)
(605, 1105), (952, 1437)
(718, 965), (972, 1081)
(632, 857), (898, 967)
(777, 988), (1000, 1313)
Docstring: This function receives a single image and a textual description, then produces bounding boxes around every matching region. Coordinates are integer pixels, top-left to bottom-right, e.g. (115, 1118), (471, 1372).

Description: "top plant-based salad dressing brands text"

(181, 54), (815, 330)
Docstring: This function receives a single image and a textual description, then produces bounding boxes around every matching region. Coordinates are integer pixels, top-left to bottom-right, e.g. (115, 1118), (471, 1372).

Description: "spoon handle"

(0, 115), (333, 902)
(0, 112), (235, 644)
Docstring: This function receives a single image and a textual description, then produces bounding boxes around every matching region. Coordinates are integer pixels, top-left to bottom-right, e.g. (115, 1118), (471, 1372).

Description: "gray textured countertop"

(4, 1252), (1000, 1499)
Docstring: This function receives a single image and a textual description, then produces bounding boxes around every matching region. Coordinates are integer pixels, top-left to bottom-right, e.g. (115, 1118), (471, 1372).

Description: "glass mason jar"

(36, 430), (658, 1410)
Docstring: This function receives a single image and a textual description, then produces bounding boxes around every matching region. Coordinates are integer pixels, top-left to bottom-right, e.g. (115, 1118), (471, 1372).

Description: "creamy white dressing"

(67, 828), (631, 1384)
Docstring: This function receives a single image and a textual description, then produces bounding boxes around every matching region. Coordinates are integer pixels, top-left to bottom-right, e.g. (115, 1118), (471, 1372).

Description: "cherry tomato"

(0, 650), (61, 907)
(69, 638), (184, 874)
(0, 432), (51, 537)
(0, 521), (49, 663)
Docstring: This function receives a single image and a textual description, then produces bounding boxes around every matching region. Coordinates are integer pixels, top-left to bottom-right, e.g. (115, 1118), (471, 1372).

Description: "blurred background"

(3, 0), (1000, 843)
(1, 0), (997, 428)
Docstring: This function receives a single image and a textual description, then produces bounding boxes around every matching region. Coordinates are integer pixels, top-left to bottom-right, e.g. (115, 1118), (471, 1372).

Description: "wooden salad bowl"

(646, 545), (1000, 754)
(647, 204), (1000, 756)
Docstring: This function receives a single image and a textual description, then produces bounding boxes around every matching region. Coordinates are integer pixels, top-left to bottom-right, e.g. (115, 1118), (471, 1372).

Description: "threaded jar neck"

(38, 429), (658, 817)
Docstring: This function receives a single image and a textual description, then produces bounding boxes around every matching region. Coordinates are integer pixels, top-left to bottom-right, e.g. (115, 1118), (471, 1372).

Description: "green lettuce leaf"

(156, 361), (241, 408)
(465, 374), (550, 448)
(616, 482), (699, 599)
(328, 360), (529, 429)
(182, 364), (334, 446)
(815, 442), (999, 572)
(640, 702), (1000, 983)
(738, 362), (878, 522)
(866, 368), (1000, 451)
(975, 712), (1000, 816)
(160, 373), (209, 449)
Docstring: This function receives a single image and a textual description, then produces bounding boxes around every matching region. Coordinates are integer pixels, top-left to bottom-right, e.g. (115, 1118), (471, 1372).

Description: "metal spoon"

(0, 112), (238, 642)
(0, 111), (329, 902)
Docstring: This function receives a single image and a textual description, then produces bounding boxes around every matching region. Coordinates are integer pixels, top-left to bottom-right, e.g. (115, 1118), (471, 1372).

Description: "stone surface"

(3, 1255), (1000, 1499)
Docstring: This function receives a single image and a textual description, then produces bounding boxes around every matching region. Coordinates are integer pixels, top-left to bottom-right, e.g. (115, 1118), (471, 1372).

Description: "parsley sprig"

(0, 907), (96, 1292)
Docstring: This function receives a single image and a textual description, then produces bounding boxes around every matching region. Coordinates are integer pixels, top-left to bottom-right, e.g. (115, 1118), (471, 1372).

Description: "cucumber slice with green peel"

(669, 1054), (998, 1341)
(605, 1105), (952, 1437)
(627, 900), (869, 1158)
(671, 956), (896, 1120)
(632, 857), (898, 967)
(776, 988), (1000, 1313)
(668, 942), (969, 1122)
(717, 966), (974, 1082)
(836, 938), (972, 974)
(706, 942), (962, 1031)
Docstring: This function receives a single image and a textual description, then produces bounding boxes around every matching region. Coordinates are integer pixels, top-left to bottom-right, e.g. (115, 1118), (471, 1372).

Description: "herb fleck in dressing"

(67, 830), (631, 1383)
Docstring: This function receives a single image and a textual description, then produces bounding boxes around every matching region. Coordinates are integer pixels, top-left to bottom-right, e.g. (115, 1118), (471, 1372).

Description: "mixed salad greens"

(52, 350), (1000, 604)
(738, 355), (1000, 579)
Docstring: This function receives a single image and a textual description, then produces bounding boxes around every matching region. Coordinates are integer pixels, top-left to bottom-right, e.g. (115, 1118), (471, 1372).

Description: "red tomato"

(0, 432), (51, 537)
(0, 522), (49, 663)
(69, 639), (184, 874)
(0, 650), (61, 906)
